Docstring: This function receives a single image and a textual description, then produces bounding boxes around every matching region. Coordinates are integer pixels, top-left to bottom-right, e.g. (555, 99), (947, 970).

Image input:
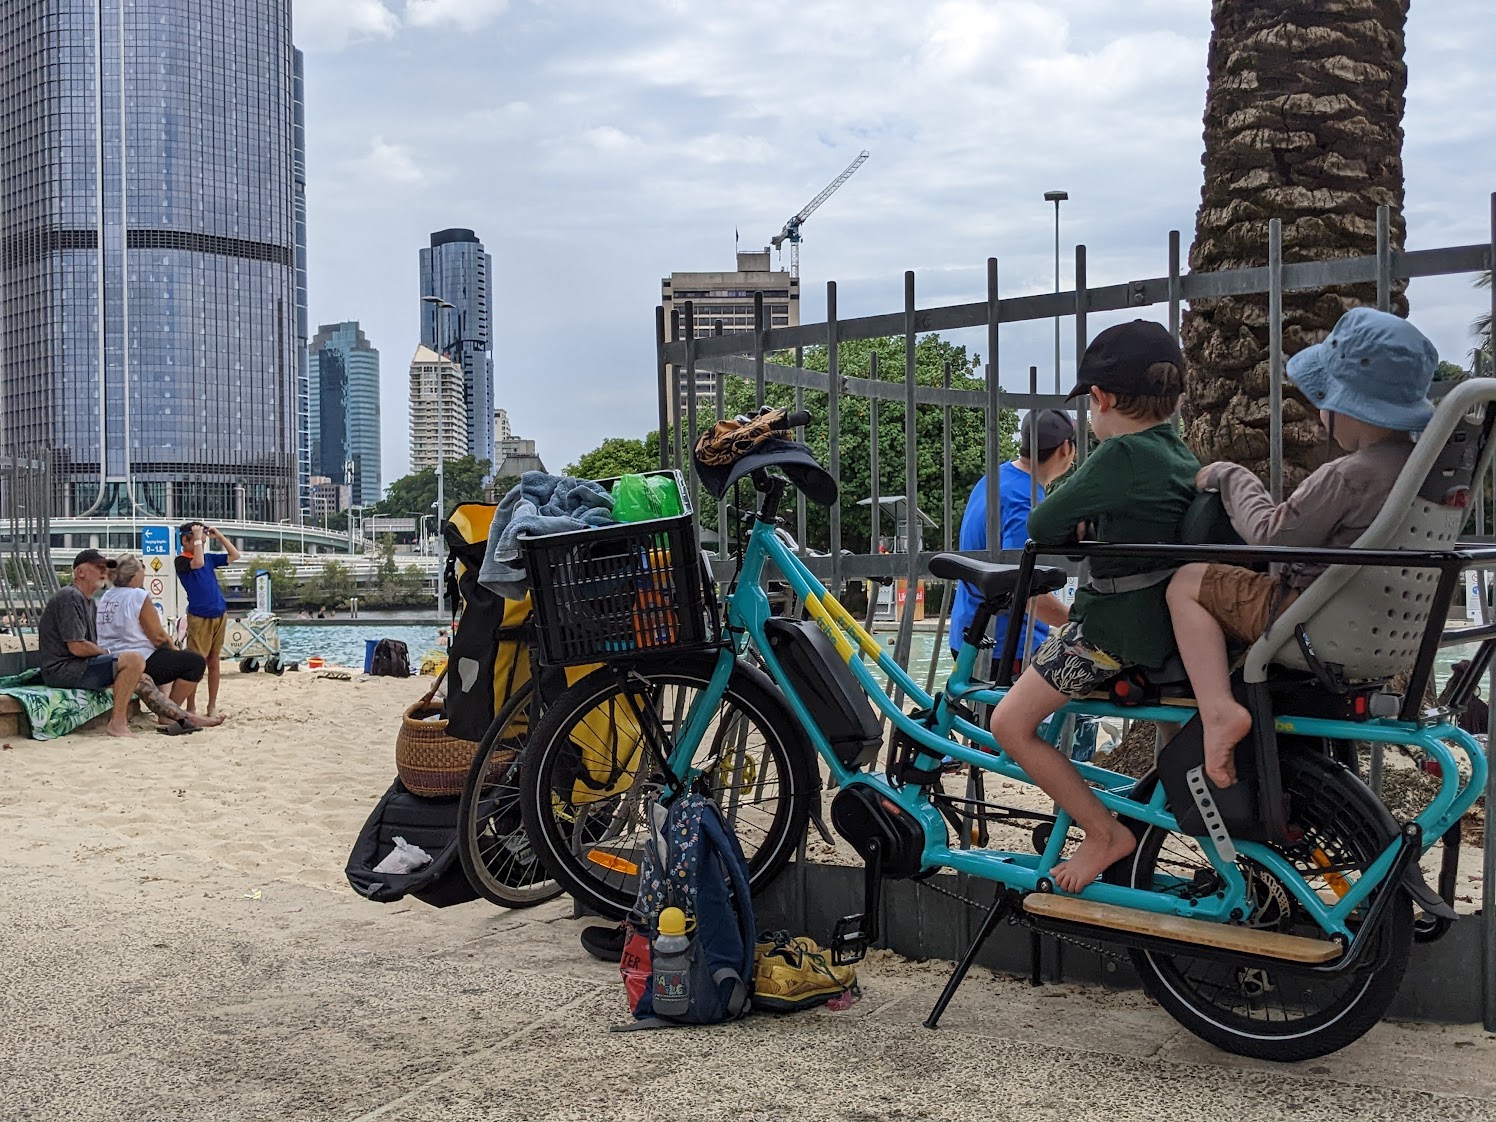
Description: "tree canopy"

(566, 435), (659, 481)
(374, 455), (492, 519)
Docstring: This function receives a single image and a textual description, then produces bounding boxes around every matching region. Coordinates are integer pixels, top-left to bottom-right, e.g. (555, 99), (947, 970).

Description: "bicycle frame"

(665, 497), (1489, 951)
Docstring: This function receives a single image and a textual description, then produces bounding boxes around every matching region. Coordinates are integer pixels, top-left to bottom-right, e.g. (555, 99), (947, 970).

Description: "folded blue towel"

(478, 471), (615, 598)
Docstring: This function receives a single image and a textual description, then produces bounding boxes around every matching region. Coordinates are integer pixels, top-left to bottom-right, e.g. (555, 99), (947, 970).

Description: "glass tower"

(419, 228), (493, 470)
(0, 1), (303, 522)
(307, 321), (381, 508)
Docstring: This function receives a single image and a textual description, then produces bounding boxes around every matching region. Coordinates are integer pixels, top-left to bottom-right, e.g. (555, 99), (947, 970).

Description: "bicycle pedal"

(830, 913), (870, 966)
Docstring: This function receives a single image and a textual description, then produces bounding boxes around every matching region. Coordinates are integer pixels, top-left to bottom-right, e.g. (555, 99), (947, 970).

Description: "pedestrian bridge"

(45, 517), (426, 562)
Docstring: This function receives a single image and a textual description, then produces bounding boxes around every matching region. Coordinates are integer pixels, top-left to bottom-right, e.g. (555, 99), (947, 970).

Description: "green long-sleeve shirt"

(1026, 423), (1200, 668)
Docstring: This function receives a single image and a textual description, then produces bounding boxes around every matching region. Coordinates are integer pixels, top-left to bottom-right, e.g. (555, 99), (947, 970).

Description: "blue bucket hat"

(1285, 306), (1438, 432)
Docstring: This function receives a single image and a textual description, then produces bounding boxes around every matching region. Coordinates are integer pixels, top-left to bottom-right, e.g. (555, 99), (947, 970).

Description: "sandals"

(157, 718), (200, 736)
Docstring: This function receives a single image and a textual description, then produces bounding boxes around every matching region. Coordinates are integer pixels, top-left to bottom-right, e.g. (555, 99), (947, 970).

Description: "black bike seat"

(926, 554), (1068, 602)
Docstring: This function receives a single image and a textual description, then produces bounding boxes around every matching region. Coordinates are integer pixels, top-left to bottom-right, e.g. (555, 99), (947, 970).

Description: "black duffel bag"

(345, 778), (477, 907)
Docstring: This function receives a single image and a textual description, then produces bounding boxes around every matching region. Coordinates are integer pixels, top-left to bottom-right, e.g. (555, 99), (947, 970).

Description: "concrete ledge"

(754, 861), (1486, 1024)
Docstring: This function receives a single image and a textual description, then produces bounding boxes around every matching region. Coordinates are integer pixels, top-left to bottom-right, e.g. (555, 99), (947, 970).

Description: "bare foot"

(184, 712), (225, 729)
(105, 721), (139, 739)
(1052, 822), (1136, 893)
(1201, 699), (1252, 788)
(207, 707), (231, 720)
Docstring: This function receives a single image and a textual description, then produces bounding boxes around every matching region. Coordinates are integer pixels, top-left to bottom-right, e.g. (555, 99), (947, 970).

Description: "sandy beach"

(2, 668), (1494, 1121)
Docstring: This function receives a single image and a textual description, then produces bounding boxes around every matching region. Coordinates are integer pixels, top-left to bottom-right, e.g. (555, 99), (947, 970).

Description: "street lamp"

(421, 294), (457, 620)
(277, 517), (290, 555)
(1044, 190), (1068, 395)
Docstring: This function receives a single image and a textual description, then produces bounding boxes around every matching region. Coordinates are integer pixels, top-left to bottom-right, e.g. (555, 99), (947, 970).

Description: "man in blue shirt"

(175, 522), (241, 718)
(949, 410), (1076, 667)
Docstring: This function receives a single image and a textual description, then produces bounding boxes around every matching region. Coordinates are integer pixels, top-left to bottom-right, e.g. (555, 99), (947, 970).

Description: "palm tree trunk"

(1181, 0), (1410, 491)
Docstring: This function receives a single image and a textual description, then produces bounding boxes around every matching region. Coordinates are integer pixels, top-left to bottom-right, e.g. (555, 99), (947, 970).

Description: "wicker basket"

(395, 669), (480, 798)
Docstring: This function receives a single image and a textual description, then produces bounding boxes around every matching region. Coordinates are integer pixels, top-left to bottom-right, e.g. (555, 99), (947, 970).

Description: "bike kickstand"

(924, 888), (1012, 1030)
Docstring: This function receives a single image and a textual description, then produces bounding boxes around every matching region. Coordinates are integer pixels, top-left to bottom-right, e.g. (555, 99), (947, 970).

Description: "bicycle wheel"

(1126, 750), (1411, 1061)
(457, 678), (564, 908)
(518, 652), (812, 920)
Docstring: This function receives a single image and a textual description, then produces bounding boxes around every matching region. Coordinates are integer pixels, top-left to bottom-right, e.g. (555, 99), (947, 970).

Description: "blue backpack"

(618, 793), (755, 1028)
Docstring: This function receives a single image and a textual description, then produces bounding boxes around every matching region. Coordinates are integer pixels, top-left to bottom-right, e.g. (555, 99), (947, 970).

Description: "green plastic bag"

(612, 474), (654, 523)
(612, 474), (684, 523)
(645, 474), (683, 517)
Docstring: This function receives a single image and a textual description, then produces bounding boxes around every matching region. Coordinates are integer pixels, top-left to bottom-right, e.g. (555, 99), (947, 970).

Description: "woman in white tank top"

(97, 555), (208, 710)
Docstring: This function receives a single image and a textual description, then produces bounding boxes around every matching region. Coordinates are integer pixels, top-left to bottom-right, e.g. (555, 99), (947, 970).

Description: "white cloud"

(404, 0), (509, 32)
(294, 0), (400, 52)
(348, 136), (427, 186)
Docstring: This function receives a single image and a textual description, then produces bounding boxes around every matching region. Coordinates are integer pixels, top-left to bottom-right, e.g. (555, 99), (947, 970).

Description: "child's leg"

(990, 666), (1135, 893)
(1167, 564), (1251, 788)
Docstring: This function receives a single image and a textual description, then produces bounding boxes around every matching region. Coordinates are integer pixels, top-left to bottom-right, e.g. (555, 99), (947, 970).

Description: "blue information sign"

(141, 525), (173, 556)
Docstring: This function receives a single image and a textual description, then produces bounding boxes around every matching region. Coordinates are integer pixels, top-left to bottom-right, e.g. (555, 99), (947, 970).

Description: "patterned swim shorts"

(1030, 621), (1129, 698)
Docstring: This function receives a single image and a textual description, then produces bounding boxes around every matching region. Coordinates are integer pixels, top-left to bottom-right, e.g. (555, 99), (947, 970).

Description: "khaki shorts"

(1198, 565), (1297, 644)
(185, 613), (227, 659)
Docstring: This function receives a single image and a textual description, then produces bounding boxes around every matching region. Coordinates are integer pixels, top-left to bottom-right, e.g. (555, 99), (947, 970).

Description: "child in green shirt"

(990, 320), (1200, 893)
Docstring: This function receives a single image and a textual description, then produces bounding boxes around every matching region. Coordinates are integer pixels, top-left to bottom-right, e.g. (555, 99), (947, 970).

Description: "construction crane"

(770, 149), (870, 278)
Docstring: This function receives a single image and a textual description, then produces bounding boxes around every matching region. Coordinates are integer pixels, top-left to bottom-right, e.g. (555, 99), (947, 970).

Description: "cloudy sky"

(294, 0), (1496, 482)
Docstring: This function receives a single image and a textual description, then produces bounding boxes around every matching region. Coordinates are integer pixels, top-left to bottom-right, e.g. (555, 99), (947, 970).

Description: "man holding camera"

(175, 522), (241, 718)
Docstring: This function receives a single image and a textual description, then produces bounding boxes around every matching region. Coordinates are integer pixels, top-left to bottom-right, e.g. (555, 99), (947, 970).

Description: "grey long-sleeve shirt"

(1205, 437), (1413, 590)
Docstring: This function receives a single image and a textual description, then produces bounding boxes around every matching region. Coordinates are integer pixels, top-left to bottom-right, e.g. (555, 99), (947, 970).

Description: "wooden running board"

(1023, 894), (1340, 965)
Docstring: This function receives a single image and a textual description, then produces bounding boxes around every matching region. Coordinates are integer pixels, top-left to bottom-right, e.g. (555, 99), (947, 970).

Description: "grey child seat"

(1243, 378), (1496, 687)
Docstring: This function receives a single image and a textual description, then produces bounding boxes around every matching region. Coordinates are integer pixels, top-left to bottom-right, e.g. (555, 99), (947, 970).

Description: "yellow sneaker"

(753, 931), (859, 1012)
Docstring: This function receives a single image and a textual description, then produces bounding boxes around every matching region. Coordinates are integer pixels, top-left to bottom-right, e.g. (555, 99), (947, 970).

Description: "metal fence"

(655, 195), (1496, 1028)
(0, 450), (60, 670)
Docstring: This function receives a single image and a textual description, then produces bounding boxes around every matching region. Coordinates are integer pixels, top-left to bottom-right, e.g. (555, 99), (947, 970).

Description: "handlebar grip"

(778, 410), (812, 430)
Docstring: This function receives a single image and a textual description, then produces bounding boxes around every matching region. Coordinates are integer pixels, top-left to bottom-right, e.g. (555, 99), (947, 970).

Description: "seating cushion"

(927, 554), (1068, 603)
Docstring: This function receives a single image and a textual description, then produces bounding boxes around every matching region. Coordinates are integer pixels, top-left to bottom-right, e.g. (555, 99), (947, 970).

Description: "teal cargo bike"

(514, 380), (1496, 1061)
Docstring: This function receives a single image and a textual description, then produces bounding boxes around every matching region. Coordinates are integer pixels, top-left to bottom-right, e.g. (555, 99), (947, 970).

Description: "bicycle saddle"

(926, 554), (1068, 602)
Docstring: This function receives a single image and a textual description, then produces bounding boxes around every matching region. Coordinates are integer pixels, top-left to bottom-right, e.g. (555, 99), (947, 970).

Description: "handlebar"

(778, 409), (812, 430)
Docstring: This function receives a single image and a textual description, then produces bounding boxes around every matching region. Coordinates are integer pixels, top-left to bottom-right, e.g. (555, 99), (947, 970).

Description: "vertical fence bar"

(865, 353), (882, 637)
(927, 359), (955, 693)
(1167, 230), (1182, 341)
(1168, 230), (1183, 434)
(1018, 364), (1043, 667)
(827, 282), (842, 599)
(1375, 205), (1392, 313)
(1074, 245), (1088, 461)
(869, 353), (881, 553)
(1484, 191), (1496, 1035)
(715, 322), (727, 564)
(984, 259), (1002, 564)
(891, 272), (915, 667)
(684, 301), (700, 516)
(753, 290), (766, 408)
(1268, 219), (1284, 503)
(669, 309), (683, 471)
(655, 306), (670, 471)
(893, 270), (920, 680)
(794, 345), (807, 558)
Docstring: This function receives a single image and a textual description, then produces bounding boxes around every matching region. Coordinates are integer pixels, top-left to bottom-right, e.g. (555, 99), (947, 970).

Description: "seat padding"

(927, 554), (1068, 602)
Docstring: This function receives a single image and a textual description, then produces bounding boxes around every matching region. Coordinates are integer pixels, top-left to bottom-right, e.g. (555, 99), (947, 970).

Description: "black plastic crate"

(520, 476), (717, 668)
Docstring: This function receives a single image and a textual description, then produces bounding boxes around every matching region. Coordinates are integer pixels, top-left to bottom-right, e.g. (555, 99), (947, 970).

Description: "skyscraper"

(660, 249), (799, 421)
(308, 322), (381, 508)
(419, 229), (493, 468)
(408, 346), (469, 472)
(0, 1), (304, 521)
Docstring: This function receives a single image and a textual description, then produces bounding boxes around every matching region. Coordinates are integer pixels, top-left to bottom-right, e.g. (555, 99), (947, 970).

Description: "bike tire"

(1127, 749), (1411, 1061)
(518, 653), (813, 920)
(456, 678), (565, 909)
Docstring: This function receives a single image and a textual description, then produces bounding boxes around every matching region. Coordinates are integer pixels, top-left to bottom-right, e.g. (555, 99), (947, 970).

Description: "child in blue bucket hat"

(1167, 306), (1439, 789)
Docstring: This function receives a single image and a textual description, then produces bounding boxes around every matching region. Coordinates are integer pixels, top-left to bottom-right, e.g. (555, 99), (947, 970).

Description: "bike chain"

(914, 874), (1133, 965)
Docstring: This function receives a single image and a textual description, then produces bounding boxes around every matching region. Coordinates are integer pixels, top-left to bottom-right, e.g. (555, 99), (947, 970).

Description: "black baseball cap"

(1018, 409), (1076, 456)
(72, 549), (116, 570)
(1065, 320), (1185, 401)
